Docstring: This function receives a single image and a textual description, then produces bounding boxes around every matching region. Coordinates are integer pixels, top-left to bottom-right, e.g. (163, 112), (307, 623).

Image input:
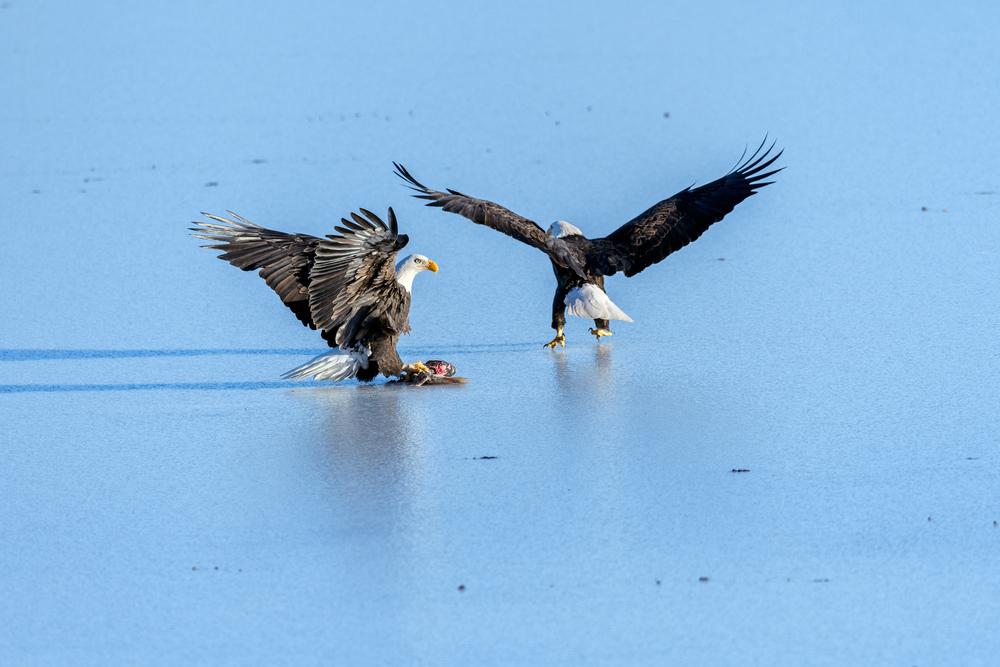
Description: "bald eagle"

(191, 208), (439, 381)
(394, 139), (782, 347)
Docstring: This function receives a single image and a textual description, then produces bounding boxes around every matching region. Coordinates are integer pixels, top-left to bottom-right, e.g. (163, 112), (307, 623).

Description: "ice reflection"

(547, 342), (617, 403)
(294, 385), (426, 498)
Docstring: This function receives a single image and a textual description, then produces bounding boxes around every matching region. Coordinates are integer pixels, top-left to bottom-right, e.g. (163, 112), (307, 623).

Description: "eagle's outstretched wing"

(394, 163), (588, 276)
(193, 208), (410, 349)
(191, 212), (321, 328)
(591, 139), (783, 277)
(308, 207), (411, 348)
(393, 162), (553, 252)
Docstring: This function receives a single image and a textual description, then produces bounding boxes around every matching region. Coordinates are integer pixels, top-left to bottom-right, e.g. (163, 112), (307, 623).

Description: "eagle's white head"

(547, 220), (584, 239)
(395, 253), (439, 292)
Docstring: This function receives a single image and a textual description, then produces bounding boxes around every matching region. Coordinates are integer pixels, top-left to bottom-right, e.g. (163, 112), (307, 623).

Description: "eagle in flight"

(192, 207), (439, 381)
(395, 139), (782, 348)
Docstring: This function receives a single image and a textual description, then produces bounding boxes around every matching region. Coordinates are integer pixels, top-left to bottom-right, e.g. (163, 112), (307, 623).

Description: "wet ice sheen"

(2, 1), (1000, 665)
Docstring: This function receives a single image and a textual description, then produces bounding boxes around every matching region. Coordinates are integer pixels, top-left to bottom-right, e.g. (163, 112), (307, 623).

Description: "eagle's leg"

(545, 287), (569, 348)
(589, 318), (613, 341)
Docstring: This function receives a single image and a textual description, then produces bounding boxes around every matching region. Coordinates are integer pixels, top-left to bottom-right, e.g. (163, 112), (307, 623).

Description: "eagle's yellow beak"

(426, 259), (439, 273)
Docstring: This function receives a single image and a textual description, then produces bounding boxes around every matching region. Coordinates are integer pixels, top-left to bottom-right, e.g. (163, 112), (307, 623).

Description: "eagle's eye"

(414, 257), (423, 264)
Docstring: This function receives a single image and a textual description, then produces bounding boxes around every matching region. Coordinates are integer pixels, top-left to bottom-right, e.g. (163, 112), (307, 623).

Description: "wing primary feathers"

(394, 162), (447, 204)
(740, 141), (779, 174)
(359, 208), (387, 230)
(726, 144), (750, 174)
(391, 162), (559, 260)
(191, 212), (322, 329)
(736, 138), (783, 176)
(224, 210), (257, 226)
(349, 212), (372, 228)
(594, 139), (784, 277)
(752, 167), (783, 182)
(393, 162), (429, 193)
(735, 135), (769, 172)
(388, 207), (398, 234)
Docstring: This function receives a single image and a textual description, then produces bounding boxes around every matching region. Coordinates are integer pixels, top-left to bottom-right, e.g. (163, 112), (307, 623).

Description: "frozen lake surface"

(2, 1), (999, 664)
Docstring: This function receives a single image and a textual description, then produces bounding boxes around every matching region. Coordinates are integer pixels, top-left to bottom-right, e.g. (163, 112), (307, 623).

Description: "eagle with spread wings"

(395, 139), (782, 347)
(191, 207), (439, 381)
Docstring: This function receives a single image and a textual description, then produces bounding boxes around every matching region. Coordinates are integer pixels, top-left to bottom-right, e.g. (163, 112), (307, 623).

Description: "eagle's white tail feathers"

(565, 284), (634, 322)
(281, 347), (370, 382)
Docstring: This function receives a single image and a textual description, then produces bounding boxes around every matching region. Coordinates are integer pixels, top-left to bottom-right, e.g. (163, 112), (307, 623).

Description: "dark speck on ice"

(663, 111), (670, 118)
(250, 158), (266, 164)
(457, 584), (465, 592)
(698, 576), (709, 583)
(205, 181), (218, 187)
(731, 468), (750, 473)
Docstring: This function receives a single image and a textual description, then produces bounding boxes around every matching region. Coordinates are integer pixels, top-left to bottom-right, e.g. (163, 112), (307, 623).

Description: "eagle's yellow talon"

(404, 361), (432, 375)
(589, 328), (613, 341)
(544, 332), (566, 349)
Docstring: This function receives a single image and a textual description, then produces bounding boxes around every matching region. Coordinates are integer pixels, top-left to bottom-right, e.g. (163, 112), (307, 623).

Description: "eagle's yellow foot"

(544, 332), (566, 349)
(404, 361), (432, 376)
(589, 327), (613, 341)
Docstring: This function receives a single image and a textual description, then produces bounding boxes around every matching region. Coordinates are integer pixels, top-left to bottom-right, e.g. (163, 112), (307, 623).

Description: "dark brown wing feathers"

(393, 162), (551, 252)
(595, 139), (783, 277)
(308, 207), (410, 347)
(190, 212), (321, 327)
(192, 208), (410, 351)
